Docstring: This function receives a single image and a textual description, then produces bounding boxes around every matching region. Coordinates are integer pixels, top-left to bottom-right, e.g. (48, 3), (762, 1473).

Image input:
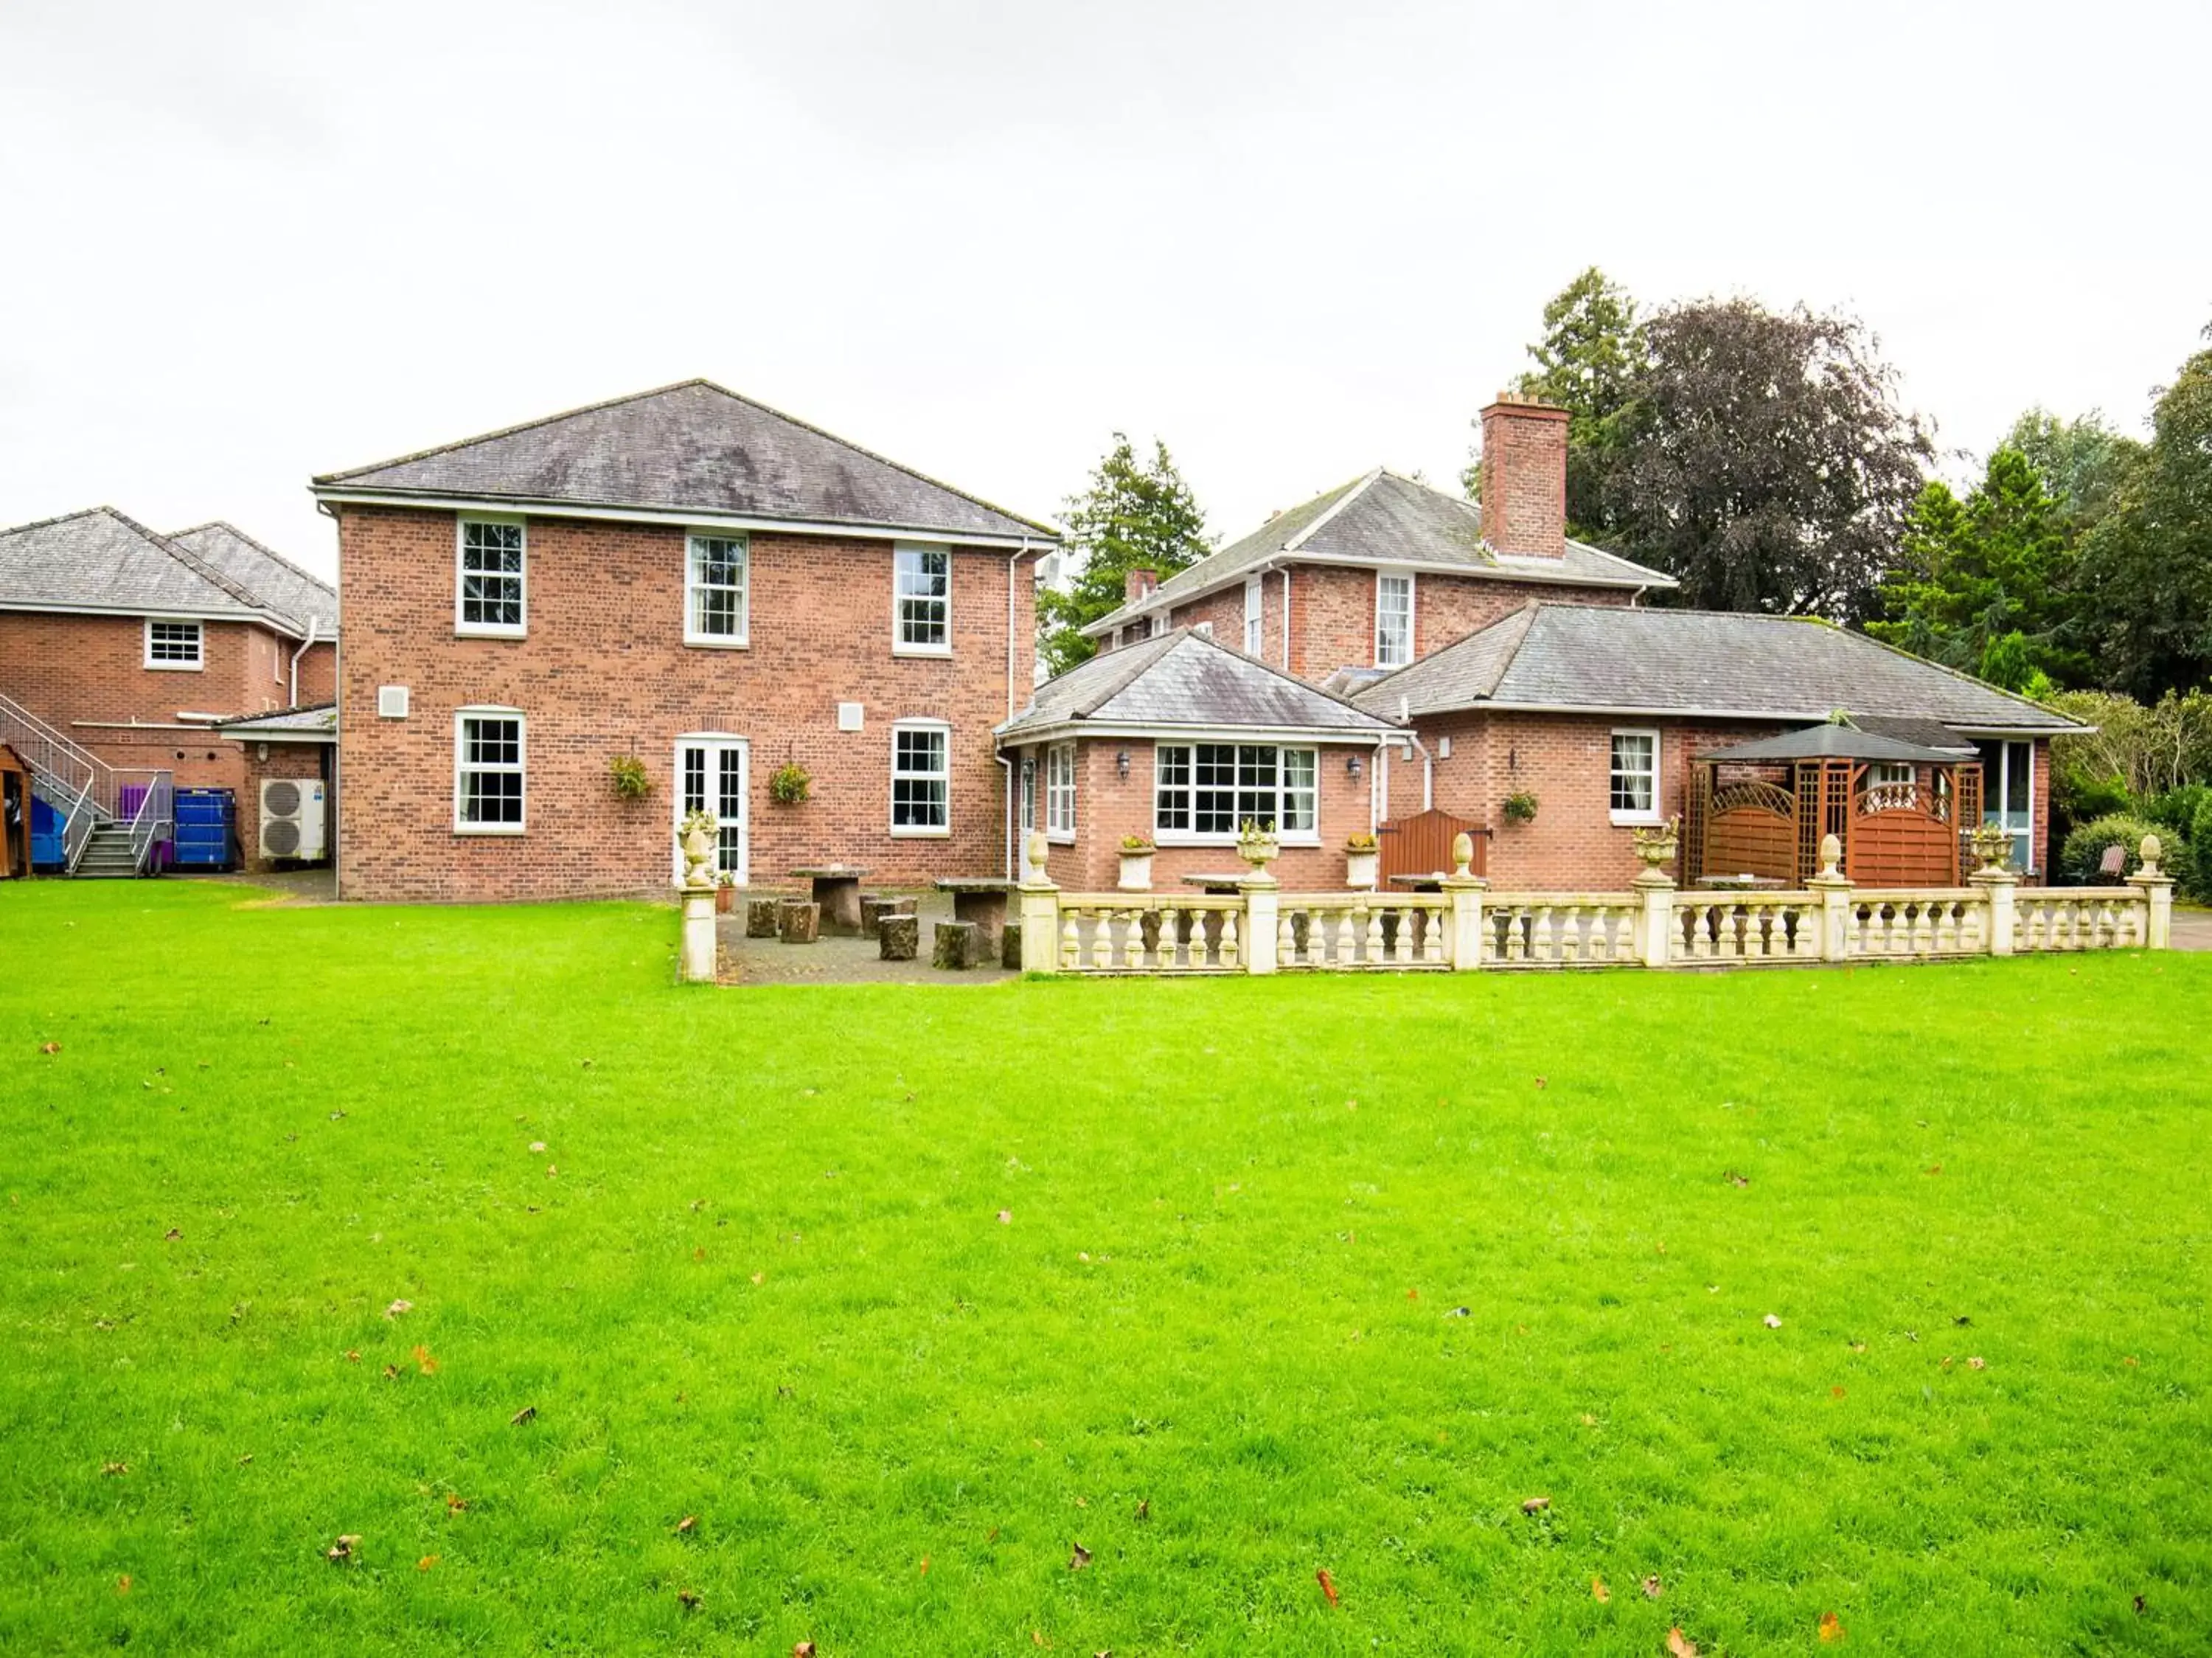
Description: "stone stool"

(932, 919), (977, 969)
(745, 897), (781, 938)
(878, 913), (919, 961)
(860, 894), (916, 934)
(778, 899), (821, 944)
(1000, 920), (1023, 969)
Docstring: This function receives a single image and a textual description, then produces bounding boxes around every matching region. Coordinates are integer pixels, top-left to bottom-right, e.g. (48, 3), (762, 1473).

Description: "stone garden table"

(790, 865), (871, 936)
(933, 877), (1018, 958)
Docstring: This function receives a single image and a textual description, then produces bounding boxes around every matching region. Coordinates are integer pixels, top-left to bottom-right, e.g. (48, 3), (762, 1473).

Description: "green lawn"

(1, 881), (2206, 1656)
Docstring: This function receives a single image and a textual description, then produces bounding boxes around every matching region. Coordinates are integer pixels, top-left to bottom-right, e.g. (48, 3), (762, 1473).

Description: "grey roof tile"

(214, 702), (338, 737)
(1697, 724), (1967, 763)
(1353, 603), (2085, 734)
(1084, 469), (1674, 636)
(1001, 629), (1399, 740)
(169, 522), (338, 637)
(314, 379), (1057, 542)
(0, 507), (293, 626)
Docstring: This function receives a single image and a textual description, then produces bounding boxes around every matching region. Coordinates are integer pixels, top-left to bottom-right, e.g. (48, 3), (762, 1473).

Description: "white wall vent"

(377, 685), (411, 718)
(836, 701), (864, 732)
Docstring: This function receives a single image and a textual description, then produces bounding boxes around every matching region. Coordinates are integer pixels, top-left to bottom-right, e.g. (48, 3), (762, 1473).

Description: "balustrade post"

(1018, 830), (1063, 975)
(1442, 832), (1488, 971)
(1806, 831), (1854, 962)
(1634, 869), (1675, 968)
(1969, 864), (2018, 957)
(679, 884), (718, 983)
(1239, 870), (1279, 974)
(2129, 833), (2175, 950)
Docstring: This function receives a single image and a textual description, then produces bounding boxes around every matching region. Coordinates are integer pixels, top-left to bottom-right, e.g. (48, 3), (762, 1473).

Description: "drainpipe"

(289, 615), (321, 706)
(1394, 697), (1436, 811)
(1004, 538), (1031, 876)
(1280, 567), (1291, 672)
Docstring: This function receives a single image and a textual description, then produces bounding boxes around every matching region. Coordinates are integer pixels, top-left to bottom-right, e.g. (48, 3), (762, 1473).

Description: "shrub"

(2057, 814), (2161, 884)
(2194, 797), (2212, 899)
(1344, 831), (1378, 851)
(1119, 834), (1154, 853)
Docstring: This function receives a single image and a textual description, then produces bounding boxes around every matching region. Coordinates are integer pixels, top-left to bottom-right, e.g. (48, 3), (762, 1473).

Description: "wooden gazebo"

(1684, 724), (1983, 887)
(0, 743), (32, 881)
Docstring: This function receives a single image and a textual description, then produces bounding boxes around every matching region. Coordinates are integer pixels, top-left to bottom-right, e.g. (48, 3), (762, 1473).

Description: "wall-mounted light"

(1346, 753), (1363, 779)
(1116, 749), (1130, 779)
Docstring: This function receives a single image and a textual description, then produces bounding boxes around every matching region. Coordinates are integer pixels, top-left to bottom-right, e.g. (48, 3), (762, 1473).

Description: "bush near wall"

(2058, 814), (2177, 887)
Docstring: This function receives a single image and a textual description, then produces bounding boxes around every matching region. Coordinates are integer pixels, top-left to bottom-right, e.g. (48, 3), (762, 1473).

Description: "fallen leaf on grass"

(1592, 1577), (1611, 1602)
(1444, 1306), (1470, 1318)
(675, 1515), (697, 1535)
(919, 1555), (929, 1575)
(1316, 1567), (1340, 1606)
(546, 1165), (558, 1179)
(1032, 1631), (1049, 1648)
(39, 1041), (60, 1055)
(1406, 1287), (1419, 1300)
(1764, 1314), (1783, 1328)
(529, 1141), (546, 1154)
(1667, 1628), (1699, 1657)
(382, 1364), (401, 1380)
(1848, 1342), (1867, 1354)
(509, 1405), (537, 1426)
(1134, 1498), (1150, 1522)
(2134, 1594), (2147, 1614)
(345, 1350), (360, 1363)
(164, 1228), (181, 1241)
(692, 1247), (706, 1262)
(100, 1461), (128, 1477)
(1832, 1386), (1846, 1398)
(678, 1589), (701, 1612)
(1927, 1164), (1943, 1176)
(1641, 1575), (1663, 1599)
(411, 1345), (439, 1375)
(997, 1210), (1012, 1224)
(1534, 1077), (1548, 1089)
(794, 1644), (817, 1657)
(751, 1272), (765, 1285)
(116, 1574), (131, 1595)
(1068, 1542), (1091, 1571)
(1521, 1496), (1551, 1514)
(445, 1494), (467, 1512)
(2124, 1356), (2139, 1367)
(327, 1534), (361, 1564)
(417, 1554), (439, 1572)
(1724, 1170), (1750, 1187)
(1819, 1609), (1846, 1642)
(385, 1300), (413, 1319)
(1967, 1356), (1986, 1370)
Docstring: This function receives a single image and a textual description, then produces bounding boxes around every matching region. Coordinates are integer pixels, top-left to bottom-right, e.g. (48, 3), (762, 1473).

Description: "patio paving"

(2168, 907), (2212, 951)
(714, 888), (1020, 985)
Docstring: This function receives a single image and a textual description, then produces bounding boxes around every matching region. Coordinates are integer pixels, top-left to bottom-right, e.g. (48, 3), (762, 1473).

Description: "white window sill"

(1047, 830), (1076, 845)
(889, 825), (951, 838)
(145, 661), (204, 672)
(456, 625), (527, 640)
(684, 634), (750, 651)
(1609, 811), (1661, 827)
(454, 824), (527, 836)
(893, 644), (953, 659)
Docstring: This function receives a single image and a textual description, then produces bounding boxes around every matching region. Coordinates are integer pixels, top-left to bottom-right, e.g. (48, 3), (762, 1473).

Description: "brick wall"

(1478, 400), (1569, 561)
(294, 641), (337, 706)
(1012, 734), (1377, 892)
(0, 610), (299, 791)
(335, 506), (1040, 903)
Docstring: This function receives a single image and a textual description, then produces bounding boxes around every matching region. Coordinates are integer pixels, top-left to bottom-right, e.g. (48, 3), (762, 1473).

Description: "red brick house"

(0, 507), (335, 871)
(308, 381), (1056, 903)
(1081, 399), (1675, 681)
(1350, 603), (2080, 887)
(995, 626), (1398, 891)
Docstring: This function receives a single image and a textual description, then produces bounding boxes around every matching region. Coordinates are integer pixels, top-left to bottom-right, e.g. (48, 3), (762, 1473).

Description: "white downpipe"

(1279, 568), (1291, 670)
(289, 615), (321, 705)
(1003, 539), (1030, 878)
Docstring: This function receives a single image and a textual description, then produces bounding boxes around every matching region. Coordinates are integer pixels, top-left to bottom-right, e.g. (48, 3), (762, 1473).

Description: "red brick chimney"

(1478, 397), (1570, 560)
(1124, 566), (1158, 604)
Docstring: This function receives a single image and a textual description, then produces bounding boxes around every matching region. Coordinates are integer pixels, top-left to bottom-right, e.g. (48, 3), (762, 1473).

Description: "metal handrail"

(0, 693), (178, 874)
(122, 770), (174, 871)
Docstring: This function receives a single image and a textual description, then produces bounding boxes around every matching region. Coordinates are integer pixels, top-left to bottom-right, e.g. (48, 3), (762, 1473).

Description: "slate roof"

(169, 523), (338, 637)
(214, 703), (338, 740)
(1082, 469), (1674, 637)
(999, 628), (1400, 742)
(1352, 603), (2087, 735)
(0, 507), (305, 631)
(1698, 724), (1968, 764)
(313, 379), (1057, 544)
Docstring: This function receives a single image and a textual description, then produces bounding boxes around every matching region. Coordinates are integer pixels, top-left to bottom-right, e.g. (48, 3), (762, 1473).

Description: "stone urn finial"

(678, 808), (716, 889)
(1818, 832), (1843, 879)
(1451, 830), (1472, 878)
(1024, 829), (1051, 881)
(2140, 833), (2163, 878)
(1631, 814), (1681, 871)
(1969, 819), (2014, 873)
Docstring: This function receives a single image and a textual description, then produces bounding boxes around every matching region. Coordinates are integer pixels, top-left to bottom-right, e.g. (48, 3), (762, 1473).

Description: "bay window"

(1153, 743), (1318, 841)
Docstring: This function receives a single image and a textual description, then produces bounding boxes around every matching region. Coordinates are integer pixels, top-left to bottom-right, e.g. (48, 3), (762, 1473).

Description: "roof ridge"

(316, 378), (1059, 538)
(106, 508), (298, 624)
(1281, 467), (1385, 552)
(171, 521), (337, 601)
(0, 504), (121, 541)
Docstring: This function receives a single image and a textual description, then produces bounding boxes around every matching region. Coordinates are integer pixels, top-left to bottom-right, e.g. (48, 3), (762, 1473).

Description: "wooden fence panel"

(1377, 808), (1486, 881)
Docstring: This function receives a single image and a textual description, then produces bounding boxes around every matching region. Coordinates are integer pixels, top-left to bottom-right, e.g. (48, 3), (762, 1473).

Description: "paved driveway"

(2168, 908), (2212, 951)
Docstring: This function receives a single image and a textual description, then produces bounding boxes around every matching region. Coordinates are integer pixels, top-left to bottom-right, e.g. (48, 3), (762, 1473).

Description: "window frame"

(1608, 726), (1661, 825)
(1977, 738), (2037, 871)
(1045, 741), (1077, 842)
(454, 516), (527, 638)
(453, 706), (527, 836)
(888, 718), (952, 837)
(1152, 741), (1321, 846)
(684, 530), (750, 648)
(1242, 576), (1264, 656)
(144, 618), (204, 670)
(892, 541), (953, 657)
(672, 733), (749, 884)
(1374, 569), (1414, 668)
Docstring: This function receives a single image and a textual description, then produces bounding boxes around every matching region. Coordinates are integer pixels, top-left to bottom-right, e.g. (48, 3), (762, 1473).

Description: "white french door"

(673, 736), (748, 884)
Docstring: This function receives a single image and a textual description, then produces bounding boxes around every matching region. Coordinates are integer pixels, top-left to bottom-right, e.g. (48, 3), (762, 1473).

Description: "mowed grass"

(0, 882), (2207, 1656)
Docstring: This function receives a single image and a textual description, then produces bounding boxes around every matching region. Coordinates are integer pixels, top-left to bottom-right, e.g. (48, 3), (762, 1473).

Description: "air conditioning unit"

(260, 779), (327, 861)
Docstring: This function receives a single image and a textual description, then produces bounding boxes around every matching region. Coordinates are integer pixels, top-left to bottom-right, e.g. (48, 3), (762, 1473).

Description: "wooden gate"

(1377, 808), (1486, 881)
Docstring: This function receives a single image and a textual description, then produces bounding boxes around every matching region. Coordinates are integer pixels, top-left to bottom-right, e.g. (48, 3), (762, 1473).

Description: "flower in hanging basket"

(608, 753), (653, 799)
(769, 760), (812, 805)
(1503, 791), (1539, 824)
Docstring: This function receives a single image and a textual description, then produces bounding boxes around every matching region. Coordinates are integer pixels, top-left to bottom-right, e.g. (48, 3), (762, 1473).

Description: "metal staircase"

(0, 690), (172, 876)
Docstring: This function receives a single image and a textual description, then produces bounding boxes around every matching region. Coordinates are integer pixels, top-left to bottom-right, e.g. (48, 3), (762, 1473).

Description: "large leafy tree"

(2073, 330), (2212, 699)
(1867, 448), (2084, 688)
(2000, 407), (2143, 533)
(1037, 434), (1211, 678)
(1467, 267), (1642, 538)
(1602, 299), (1934, 618)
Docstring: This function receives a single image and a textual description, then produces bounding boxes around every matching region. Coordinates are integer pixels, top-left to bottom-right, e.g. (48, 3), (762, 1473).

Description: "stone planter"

(1237, 834), (1281, 872)
(1345, 847), (1378, 890)
(1118, 849), (1154, 892)
(1631, 816), (1680, 875)
(714, 884), (736, 915)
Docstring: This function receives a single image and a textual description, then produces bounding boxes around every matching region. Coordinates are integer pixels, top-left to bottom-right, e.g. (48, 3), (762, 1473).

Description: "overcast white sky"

(1, 0), (2205, 582)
